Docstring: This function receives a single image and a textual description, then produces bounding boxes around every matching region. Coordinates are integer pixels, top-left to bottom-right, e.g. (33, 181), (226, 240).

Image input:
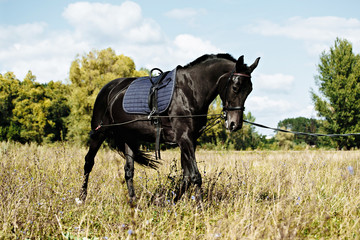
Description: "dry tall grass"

(1, 142), (360, 239)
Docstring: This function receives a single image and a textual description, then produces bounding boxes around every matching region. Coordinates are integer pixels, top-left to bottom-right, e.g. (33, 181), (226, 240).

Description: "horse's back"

(98, 78), (134, 98)
(91, 77), (135, 129)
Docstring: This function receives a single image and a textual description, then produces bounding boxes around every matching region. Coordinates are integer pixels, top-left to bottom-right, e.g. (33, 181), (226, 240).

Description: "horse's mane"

(183, 53), (236, 68)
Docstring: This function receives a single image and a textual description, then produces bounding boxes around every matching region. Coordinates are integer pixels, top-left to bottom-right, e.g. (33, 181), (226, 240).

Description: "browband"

(232, 73), (251, 78)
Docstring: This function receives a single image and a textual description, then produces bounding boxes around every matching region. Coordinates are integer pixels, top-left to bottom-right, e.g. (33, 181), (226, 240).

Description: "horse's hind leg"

(124, 143), (137, 204)
(79, 132), (105, 202)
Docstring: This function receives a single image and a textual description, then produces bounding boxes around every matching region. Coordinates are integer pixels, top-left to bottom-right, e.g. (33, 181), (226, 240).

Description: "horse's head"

(222, 56), (260, 132)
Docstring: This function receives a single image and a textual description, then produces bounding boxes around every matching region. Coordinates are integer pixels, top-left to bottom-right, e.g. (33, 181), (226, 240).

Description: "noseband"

(222, 71), (251, 117)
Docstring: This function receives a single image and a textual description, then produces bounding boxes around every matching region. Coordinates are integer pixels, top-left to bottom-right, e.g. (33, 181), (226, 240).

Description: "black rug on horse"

(123, 68), (176, 114)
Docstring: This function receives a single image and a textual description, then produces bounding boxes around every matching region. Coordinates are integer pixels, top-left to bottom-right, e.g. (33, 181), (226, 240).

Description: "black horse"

(79, 53), (260, 203)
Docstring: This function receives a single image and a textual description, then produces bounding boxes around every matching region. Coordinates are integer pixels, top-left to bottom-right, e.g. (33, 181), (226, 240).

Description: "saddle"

(123, 68), (176, 114)
(123, 68), (177, 159)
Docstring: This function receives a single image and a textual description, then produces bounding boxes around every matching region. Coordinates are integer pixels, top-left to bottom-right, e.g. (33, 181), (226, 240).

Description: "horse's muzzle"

(223, 106), (244, 132)
(230, 121), (242, 132)
(225, 117), (243, 132)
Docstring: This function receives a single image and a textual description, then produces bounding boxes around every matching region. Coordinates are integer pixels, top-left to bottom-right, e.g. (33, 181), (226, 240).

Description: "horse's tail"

(106, 134), (161, 170)
(133, 150), (161, 170)
(117, 148), (161, 170)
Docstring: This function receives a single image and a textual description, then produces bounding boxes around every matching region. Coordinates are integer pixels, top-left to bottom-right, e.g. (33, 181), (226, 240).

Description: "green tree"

(67, 48), (148, 144)
(311, 38), (360, 149)
(42, 81), (70, 142)
(9, 71), (70, 143)
(275, 127), (294, 150)
(0, 72), (21, 141)
(12, 71), (50, 143)
(197, 96), (262, 150)
(277, 117), (321, 146)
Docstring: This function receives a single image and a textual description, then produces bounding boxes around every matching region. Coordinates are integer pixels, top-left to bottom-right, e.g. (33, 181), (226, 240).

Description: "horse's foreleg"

(177, 134), (202, 201)
(124, 143), (136, 204)
(79, 132), (105, 202)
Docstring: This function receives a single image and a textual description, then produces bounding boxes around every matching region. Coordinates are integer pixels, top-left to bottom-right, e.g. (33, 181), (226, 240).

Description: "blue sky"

(1, 0), (360, 135)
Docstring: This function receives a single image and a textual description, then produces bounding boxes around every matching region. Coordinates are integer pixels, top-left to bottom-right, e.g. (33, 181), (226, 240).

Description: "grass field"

(1, 142), (360, 239)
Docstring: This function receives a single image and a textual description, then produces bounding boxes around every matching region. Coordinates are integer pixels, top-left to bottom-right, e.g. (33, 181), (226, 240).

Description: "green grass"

(1, 142), (360, 239)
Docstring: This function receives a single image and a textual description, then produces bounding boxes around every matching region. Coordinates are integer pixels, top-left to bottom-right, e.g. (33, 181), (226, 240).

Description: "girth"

(148, 68), (168, 160)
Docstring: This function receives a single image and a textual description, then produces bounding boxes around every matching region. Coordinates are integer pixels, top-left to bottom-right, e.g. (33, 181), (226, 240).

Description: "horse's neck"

(200, 61), (235, 109)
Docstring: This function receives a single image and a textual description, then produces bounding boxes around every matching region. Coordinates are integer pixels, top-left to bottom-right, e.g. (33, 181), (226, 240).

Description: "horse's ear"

(236, 55), (244, 72)
(249, 57), (261, 73)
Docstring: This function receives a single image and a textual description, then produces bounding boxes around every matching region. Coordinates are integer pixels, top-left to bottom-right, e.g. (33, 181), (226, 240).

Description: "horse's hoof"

(129, 197), (137, 208)
(75, 198), (83, 205)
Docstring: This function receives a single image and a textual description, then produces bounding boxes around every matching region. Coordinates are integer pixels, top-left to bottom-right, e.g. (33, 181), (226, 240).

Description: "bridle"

(222, 71), (251, 118)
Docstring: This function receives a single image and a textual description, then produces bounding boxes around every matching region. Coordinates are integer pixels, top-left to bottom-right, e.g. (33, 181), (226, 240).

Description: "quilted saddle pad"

(123, 68), (176, 114)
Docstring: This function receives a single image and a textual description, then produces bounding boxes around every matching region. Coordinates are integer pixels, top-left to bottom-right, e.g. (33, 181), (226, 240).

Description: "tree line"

(0, 48), (147, 144)
(1, 39), (360, 149)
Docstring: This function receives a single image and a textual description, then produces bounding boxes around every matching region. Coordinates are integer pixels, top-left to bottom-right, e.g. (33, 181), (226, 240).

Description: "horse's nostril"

(229, 122), (236, 131)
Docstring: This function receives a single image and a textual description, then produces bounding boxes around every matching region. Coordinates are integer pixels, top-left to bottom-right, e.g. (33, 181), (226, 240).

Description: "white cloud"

(171, 34), (222, 63)
(113, 33), (221, 71)
(0, 1), (221, 83)
(248, 16), (360, 55)
(0, 22), (47, 44)
(295, 105), (317, 119)
(165, 8), (207, 20)
(247, 96), (292, 113)
(0, 22), (90, 82)
(63, 1), (142, 30)
(255, 73), (294, 92)
(62, 1), (164, 44)
(246, 96), (317, 135)
(250, 17), (360, 41)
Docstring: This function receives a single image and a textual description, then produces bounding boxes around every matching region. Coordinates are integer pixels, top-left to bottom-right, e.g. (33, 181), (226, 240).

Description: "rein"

(97, 113), (224, 129)
(97, 116), (360, 138)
